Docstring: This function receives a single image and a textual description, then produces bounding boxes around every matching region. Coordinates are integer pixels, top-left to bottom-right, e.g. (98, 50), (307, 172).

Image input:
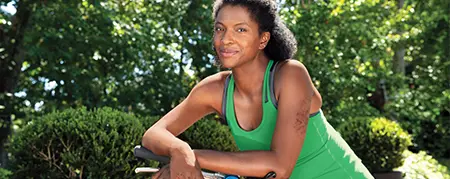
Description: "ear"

(259, 32), (270, 50)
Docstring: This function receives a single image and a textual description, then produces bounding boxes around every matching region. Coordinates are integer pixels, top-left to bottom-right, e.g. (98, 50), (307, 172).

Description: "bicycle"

(133, 145), (277, 179)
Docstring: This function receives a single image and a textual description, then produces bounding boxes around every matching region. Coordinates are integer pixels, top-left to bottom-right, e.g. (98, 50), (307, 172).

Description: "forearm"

(143, 127), (204, 178)
(194, 149), (287, 178)
(142, 127), (189, 157)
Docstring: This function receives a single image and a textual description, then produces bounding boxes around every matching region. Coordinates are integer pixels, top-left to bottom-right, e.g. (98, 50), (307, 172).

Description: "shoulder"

(273, 59), (314, 98)
(186, 71), (231, 112)
(276, 59), (311, 84)
(190, 71), (231, 94)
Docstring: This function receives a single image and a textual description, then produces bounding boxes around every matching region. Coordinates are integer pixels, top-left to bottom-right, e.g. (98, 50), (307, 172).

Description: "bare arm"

(194, 61), (314, 178)
(141, 74), (228, 179)
(141, 74), (221, 157)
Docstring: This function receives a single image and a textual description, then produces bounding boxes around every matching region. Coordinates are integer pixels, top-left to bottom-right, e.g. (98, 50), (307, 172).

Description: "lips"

(219, 48), (239, 58)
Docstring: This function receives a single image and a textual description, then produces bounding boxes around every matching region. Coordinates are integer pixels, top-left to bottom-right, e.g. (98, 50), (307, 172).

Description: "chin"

(218, 58), (238, 69)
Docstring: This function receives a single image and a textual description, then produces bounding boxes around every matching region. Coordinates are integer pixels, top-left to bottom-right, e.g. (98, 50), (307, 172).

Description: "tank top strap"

(221, 74), (232, 125)
(263, 60), (275, 104)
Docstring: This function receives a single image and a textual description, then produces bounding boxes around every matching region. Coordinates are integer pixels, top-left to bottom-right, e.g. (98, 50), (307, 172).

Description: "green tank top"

(221, 60), (374, 179)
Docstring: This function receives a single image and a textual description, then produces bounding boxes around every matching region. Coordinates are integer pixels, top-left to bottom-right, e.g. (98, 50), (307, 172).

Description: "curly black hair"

(212, 0), (297, 62)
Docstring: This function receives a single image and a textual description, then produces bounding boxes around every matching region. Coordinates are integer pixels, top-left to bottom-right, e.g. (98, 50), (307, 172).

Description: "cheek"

(213, 34), (221, 47)
(242, 37), (260, 51)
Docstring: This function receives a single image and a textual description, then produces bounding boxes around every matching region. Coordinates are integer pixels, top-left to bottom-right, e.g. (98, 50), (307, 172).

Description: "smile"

(219, 49), (239, 58)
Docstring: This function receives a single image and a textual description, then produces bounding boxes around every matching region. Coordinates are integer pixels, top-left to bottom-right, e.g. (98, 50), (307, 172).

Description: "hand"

(151, 163), (205, 179)
(152, 165), (170, 179)
(169, 146), (204, 179)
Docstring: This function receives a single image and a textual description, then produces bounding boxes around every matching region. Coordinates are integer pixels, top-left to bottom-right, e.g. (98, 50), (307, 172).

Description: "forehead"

(215, 5), (255, 24)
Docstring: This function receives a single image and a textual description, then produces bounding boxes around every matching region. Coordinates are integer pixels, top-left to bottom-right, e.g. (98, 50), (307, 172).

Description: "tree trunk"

(392, 0), (405, 75)
(445, 5), (450, 100)
(393, 47), (406, 75)
(0, 1), (33, 167)
(368, 0), (405, 113)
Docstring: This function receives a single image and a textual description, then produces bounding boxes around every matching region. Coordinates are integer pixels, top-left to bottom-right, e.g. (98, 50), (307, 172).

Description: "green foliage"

(136, 113), (237, 153)
(277, 0), (449, 127)
(177, 0), (219, 79)
(441, 159), (450, 171)
(13, 0), (196, 120)
(7, 107), (157, 179)
(139, 115), (161, 131)
(279, 0), (401, 125)
(404, 112), (450, 158)
(279, 1), (449, 163)
(383, 0), (450, 159)
(396, 150), (450, 179)
(181, 115), (238, 152)
(337, 117), (412, 173)
(332, 100), (382, 127)
(0, 168), (12, 179)
(1, 0), (448, 173)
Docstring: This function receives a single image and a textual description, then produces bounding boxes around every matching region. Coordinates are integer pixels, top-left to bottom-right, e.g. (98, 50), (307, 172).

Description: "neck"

(231, 54), (270, 99)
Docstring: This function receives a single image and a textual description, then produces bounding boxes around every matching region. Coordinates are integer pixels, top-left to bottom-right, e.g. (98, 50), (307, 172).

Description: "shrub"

(326, 100), (382, 127)
(337, 117), (412, 173)
(180, 115), (238, 152)
(139, 115), (161, 130)
(7, 107), (157, 179)
(396, 150), (450, 179)
(0, 168), (12, 179)
(406, 111), (450, 159)
(138, 114), (238, 152)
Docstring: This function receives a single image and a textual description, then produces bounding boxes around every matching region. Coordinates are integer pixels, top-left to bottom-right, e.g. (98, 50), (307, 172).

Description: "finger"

(151, 171), (162, 179)
(160, 166), (171, 179)
(152, 165), (170, 179)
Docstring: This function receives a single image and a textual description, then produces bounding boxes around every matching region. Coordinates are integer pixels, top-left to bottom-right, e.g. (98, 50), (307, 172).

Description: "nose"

(220, 30), (234, 44)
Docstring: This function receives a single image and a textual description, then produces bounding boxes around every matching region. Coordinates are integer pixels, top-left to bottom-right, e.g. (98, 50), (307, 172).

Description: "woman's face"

(213, 5), (269, 68)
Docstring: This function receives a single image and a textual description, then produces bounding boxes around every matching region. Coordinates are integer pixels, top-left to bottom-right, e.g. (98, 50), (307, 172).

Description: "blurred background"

(0, 0), (449, 178)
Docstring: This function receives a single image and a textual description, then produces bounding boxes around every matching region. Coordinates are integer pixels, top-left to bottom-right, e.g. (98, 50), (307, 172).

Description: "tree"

(280, 0), (398, 124)
(0, 0), (36, 166)
(0, 0), (201, 166)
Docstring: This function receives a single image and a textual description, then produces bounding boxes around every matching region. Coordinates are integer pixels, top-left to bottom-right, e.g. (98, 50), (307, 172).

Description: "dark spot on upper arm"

(294, 95), (312, 133)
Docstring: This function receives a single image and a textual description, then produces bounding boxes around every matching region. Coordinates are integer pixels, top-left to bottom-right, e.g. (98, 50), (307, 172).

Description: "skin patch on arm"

(294, 93), (312, 134)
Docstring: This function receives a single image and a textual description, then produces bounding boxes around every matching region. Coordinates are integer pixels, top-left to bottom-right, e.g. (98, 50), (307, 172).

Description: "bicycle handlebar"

(133, 145), (276, 179)
(134, 145), (170, 164)
(133, 145), (227, 178)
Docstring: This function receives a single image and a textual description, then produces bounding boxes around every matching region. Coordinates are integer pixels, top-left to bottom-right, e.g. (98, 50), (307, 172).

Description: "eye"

(237, 28), (247, 32)
(214, 27), (224, 32)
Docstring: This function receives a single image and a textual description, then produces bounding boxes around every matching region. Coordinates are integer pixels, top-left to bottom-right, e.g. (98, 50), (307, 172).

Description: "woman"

(142, 0), (373, 178)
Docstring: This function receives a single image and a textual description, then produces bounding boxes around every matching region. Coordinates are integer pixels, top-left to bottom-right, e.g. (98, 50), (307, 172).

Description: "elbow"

(141, 126), (157, 151)
(271, 166), (292, 179)
(141, 126), (168, 156)
(276, 169), (292, 179)
(271, 157), (295, 179)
